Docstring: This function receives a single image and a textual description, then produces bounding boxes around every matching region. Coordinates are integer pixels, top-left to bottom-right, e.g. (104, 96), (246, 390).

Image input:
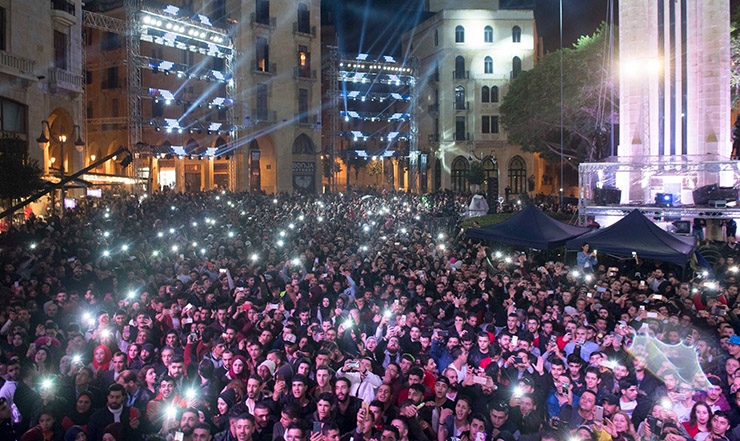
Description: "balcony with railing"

(453, 70), (470, 80)
(252, 60), (276, 76)
(0, 50), (36, 79)
(295, 114), (319, 128)
(293, 22), (316, 37)
(48, 67), (84, 93)
(250, 109), (277, 125)
(250, 13), (276, 30)
(51, 0), (76, 26)
(454, 132), (471, 142)
(454, 101), (469, 111)
(293, 66), (317, 81)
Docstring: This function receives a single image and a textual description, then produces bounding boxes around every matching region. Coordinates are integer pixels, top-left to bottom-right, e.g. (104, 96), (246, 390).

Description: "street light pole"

(37, 121), (85, 216)
(59, 133), (67, 212)
(559, 0), (564, 208)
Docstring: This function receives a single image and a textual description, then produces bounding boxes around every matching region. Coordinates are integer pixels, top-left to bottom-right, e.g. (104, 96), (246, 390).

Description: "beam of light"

(356, 0), (373, 55)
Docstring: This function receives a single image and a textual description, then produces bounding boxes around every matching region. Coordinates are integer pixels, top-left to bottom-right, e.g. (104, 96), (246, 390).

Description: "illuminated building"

(403, 0), (553, 198)
(0, 0), (85, 185)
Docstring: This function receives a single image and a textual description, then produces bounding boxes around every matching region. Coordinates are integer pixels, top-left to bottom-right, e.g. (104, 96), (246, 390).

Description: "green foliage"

(0, 135), (43, 204)
(467, 161), (484, 186)
(366, 161), (383, 176)
(500, 24), (616, 167)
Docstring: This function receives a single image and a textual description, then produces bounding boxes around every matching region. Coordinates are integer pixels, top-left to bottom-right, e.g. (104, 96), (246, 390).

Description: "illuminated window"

(455, 25), (464, 43)
(484, 56), (493, 74)
(484, 25), (493, 43)
(512, 26), (521, 43)
(298, 45), (310, 77)
(256, 38), (269, 72)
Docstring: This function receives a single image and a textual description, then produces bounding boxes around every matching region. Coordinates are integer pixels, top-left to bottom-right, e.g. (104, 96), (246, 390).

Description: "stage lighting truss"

(342, 91), (411, 102)
(340, 111), (410, 123)
(149, 118), (233, 136)
(146, 59), (232, 84)
(139, 7), (232, 58)
(343, 131), (409, 143)
(148, 88), (233, 111)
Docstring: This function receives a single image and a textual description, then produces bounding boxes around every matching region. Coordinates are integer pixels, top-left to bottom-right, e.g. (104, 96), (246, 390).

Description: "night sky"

(325, 0), (611, 57)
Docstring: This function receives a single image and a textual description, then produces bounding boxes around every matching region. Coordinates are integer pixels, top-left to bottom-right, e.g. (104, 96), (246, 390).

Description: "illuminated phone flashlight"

(438, 244), (446, 250)
(660, 397), (673, 410)
(101, 328), (111, 338)
(288, 223), (295, 230)
(291, 258), (301, 266)
(250, 254), (259, 262)
(318, 216), (324, 222)
(157, 232), (164, 238)
(494, 251), (503, 258)
(185, 389), (197, 401)
(370, 221), (376, 226)
(152, 250), (159, 257)
(277, 240), (284, 247)
(171, 206), (176, 211)
(72, 354), (82, 363)
(200, 248), (206, 255)
(273, 199), (278, 204)
(215, 196), (221, 200)
(572, 270), (580, 278)
(400, 228), (407, 234)
(585, 274), (593, 282)
(103, 231), (110, 238)
(438, 233), (445, 240)
(171, 245), (179, 252)
(298, 215), (305, 221)
(702, 271), (709, 277)
(343, 319), (353, 328)
(279, 231), (286, 237)
(504, 257), (512, 264)
(731, 266), (739, 273)
(165, 405), (178, 419)
(414, 215), (421, 221)
(128, 290), (136, 300)
(228, 231), (234, 238)
(41, 378), (53, 390)
(705, 281), (717, 290)
(513, 386), (524, 397)
(363, 225), (370, 232)
(169, 228), (175, 234)
(240, 211), (246, 216)
(383, 310), (392, 318)
(103, 250), (110, 257)
(83, 312), (92, 323)
(380, 236), (387, 241)
(192, 242), (198, 247)
(104, 213), (110, 219)
(30, 243), (37, 249)
(121, 244), (129, 252)
(361, 246), (368, 252)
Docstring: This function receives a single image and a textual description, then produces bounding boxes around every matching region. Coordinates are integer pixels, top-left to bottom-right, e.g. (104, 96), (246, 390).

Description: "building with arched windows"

(402, 0), (552, 199)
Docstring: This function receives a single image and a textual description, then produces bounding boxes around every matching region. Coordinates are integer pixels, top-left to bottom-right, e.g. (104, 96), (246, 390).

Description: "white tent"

(466, 194), (489, 218)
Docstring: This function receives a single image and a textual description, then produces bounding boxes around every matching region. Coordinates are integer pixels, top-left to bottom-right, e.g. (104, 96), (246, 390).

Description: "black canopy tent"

(465, 205), (591, 250)
(564, 210), (697, 266)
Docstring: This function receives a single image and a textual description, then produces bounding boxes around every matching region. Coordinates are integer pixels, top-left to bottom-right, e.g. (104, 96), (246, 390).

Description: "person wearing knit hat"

(213, 389), (237, 432)
(63, 426), (86, 441)
(257, 360), (276, 379)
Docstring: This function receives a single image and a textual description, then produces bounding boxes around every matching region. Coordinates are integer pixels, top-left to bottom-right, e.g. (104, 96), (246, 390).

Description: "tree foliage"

(500, 24), (616, 167)
(467, 161), (484, 186)
(0, 135), (43, 205)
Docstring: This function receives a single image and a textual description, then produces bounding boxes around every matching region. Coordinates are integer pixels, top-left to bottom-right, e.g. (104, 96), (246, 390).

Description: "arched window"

(484, 56), (493, 74)
(451, 156), (469, 192)
(512, 56), (522, 78)
(512, 25), (521, 43)
(491, 85), (499, 103)
(434, 29), (439, 46)
(508, 155), (527, 194)
(454, 55), (465, 79)
(455, 86), (465, 110)
(482, 86), (490, 103)
(455, 25), (464, 43)
(484, 25), (493, 43)
(292, 133), (316, 154)
(482, 157), (498, 196)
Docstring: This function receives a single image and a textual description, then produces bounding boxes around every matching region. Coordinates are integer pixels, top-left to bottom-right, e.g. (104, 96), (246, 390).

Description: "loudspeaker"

(693, 184), (738, 206)
(593, 187), (621, 205)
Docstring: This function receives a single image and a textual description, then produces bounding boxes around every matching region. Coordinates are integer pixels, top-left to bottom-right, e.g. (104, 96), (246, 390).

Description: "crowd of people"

(0, 189), (737, 441)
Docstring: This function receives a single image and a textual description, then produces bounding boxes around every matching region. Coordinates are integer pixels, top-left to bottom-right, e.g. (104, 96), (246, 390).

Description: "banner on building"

(292, 161), (316, 193)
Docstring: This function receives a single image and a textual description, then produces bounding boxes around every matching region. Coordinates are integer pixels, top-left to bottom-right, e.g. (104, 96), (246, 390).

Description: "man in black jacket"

(86, 384), (141, 441)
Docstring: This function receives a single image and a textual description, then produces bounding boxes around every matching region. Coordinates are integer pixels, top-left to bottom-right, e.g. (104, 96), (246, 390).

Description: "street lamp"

(37, 121), (85, 214)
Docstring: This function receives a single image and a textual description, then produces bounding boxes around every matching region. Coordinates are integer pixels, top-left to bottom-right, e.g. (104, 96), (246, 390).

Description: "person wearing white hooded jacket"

(336, 358), (383, 403)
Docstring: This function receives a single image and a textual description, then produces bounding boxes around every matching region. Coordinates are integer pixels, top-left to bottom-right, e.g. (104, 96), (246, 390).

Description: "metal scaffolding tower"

(408, 58), (419, 193)
(327, 45), (339, 193)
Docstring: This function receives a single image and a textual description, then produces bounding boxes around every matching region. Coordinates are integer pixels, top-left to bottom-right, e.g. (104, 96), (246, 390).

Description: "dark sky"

(324, 0), (610, 57)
